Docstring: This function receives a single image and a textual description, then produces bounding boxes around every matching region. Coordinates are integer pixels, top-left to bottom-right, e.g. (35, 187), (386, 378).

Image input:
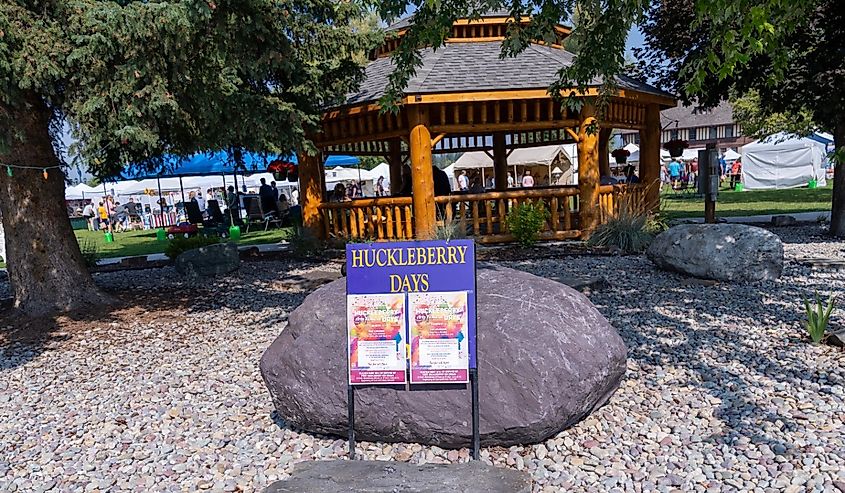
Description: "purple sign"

(346, 240), (477, 385)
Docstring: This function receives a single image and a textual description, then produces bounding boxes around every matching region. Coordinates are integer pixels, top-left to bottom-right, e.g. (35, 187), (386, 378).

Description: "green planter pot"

(808, 180), (818, 189)
(156, 228), (167, 241)
(229, 225), (241, 241)
(104, 232), (114, 243)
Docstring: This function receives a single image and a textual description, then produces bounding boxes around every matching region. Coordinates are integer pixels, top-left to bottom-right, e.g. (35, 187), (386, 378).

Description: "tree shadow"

(0, 257), (343, 371)
(504, 252), (843, 460)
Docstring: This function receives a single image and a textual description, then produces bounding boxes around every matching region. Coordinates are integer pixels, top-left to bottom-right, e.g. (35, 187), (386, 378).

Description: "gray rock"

(647, 224), (783, 282)
(827, 326), (845, 348)
(174, 242), (239, 277)
(263, 460), (531, 493)
(771, 215), (798, 227)
(260, 265), (627, 447)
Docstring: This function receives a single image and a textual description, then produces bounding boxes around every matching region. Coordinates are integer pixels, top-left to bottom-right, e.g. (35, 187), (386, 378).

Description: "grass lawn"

(75, 226), (292, 259)
(661, 183), (832, 220)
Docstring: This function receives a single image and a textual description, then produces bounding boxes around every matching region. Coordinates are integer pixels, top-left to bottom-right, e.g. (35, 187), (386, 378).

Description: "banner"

(346, 239), (476, 386)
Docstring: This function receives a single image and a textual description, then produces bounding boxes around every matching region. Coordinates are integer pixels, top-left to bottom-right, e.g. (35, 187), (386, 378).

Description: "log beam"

(640, 103), (661, 212)
(598, 127), (612, 178)
(577, 104), (600, 238)
(297, 152), (326, 240)
(492, 132), (509, 190)
(408, 107), (436, 238)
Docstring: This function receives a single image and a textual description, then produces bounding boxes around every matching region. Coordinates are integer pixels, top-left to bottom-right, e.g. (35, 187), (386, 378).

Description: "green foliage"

(587, 208), (656, 254)
(730, 90), (817, 138)
(434, 217), (467, 241)
(286, 225), (325, 257)
(803, 292), (835, 343)
(164, 235), (221, 259)
(506, 202), (548, 247)
(78, 239), (100, 269)
(0, 1), (381, 176)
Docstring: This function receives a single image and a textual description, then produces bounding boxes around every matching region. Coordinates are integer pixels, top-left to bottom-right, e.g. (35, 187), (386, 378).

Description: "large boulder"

(647, 223), (783, 282)
(260, 265), (627, 448)
(174, 242), (239, 277)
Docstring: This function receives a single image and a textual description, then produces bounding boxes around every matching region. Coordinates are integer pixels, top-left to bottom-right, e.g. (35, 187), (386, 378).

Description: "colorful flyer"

(408, 291), (469, 384)
(347, 293), (407, 385)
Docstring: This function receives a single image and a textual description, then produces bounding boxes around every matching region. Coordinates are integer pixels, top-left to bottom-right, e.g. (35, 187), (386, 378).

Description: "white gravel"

(1, 225), (844, 493)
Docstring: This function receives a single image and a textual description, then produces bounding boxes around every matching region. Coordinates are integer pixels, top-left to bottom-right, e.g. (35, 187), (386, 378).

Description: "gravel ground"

(1, 225), (844, 493)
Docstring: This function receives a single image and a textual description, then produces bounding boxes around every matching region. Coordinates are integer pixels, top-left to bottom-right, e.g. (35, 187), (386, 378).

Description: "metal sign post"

(699, 143), (719, 223)
(345, 239), (480, 460)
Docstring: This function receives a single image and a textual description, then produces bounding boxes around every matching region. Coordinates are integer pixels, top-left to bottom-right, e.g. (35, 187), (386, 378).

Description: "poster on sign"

(408, 291), (469, 384)
(347, 293), (407, 385)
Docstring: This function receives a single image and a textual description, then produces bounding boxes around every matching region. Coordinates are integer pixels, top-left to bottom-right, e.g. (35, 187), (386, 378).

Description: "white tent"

(453, 144), (576, 186)
(723, 149), (741, 162)
(741, 133), (827, 190)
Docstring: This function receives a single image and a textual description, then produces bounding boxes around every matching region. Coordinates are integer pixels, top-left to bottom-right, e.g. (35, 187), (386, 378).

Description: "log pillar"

(297, 152), (326, 240)
(598, 127), (612, 178)
(577, 103), (600, 238)
(408, 107), (436, 239)
(492, 132), (509, 191)
(640, 103), (661, 212)
(387, 138), (403, 195)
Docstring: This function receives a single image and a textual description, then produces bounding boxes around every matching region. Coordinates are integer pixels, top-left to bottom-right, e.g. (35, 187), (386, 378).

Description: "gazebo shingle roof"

(347, 42), (674, 106)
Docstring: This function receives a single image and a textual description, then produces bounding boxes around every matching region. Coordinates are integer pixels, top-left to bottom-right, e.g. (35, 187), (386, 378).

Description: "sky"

(626, 25), (645, 60)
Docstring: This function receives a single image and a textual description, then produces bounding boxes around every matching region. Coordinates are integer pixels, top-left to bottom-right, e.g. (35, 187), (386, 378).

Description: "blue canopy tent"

(120, 151), (359, 220)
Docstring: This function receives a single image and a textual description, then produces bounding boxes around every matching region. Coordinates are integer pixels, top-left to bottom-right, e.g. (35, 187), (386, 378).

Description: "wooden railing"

(320, 196), (414, 240)
(319, 184), (646, 244)
(598, 183), (648, 222)
(434, 187), (581, 244)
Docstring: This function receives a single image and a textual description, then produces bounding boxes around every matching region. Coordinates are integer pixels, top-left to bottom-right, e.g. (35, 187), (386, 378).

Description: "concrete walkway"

(96, 241), (288, 266)
(676, 211), (829, 224)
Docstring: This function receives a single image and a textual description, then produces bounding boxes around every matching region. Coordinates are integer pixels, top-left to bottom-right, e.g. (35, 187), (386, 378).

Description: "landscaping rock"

(260, 265), (627, 448)
(771, 215), (798, 227)
(647, 224), (783, 282)
(263, 460), (531, 493)
(174, 242), (239, 277)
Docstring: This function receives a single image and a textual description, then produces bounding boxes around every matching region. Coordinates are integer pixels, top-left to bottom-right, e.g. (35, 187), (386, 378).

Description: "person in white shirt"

(521, 170), (535, 187)
(291, 188), (299, 205)
(507, 171), (515, 188)
(195, 190), (206, 211)
(457, 170), (469, 191)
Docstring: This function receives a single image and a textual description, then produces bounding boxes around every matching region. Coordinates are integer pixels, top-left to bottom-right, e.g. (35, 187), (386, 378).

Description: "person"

(277, 193), (290, 214)
(226, 185), (238, 215)
(97, 201), (109, 230)
(624, 165), (640, 184)
(507, 171), (515, 188)
(258, 177), (277, 213)
(376, 176), (385, 196)
(206, 188), (214, 202)
(399, 164), (413, 196)
(271, 181), (280, 202)
(113, 202), (129, 232)
(195, 190), (206, 211)
(433, 165), (451, 197)
(330, 183), (348, 202)
(291, 187), (299, 205)
(521, 170), (535, 187)
(718, 155), (728, 182)
(82, 201), (97, 231)
(485, 175), (494, 189)
(457, 170), (469, 191)
(668, 158), (682, 188)
(730, 158), (742, 189)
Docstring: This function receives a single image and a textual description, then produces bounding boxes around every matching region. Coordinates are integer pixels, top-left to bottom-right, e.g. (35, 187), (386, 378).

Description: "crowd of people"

(660, 155), (742, 190)
(74, 181), (301, 233)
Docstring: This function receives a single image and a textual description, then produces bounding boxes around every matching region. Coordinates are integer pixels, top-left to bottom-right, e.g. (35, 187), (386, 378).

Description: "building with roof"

(619, 101), (751, 150)
(298, 11), (676, 243)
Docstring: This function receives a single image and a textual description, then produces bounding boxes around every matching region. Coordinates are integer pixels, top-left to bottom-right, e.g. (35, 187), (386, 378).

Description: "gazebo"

(298, 12), (676, 243)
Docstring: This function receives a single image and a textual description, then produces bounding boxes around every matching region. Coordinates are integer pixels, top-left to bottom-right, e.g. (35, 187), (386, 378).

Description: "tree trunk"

(830, 121), (845, 237)
(0, 94), (109, 317)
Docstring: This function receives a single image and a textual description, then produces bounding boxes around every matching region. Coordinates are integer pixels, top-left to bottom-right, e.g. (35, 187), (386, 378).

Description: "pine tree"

(0, 0), (378, 316)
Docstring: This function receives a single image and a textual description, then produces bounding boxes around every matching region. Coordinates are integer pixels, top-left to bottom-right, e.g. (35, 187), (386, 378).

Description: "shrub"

(434, 210), (467, 241)
(78, 239), (100, 268)
(588, 208), (654, 253)
(506, 201), (548, 247)
(165, 235), (221, 259)
(803, 291), (835, 343)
